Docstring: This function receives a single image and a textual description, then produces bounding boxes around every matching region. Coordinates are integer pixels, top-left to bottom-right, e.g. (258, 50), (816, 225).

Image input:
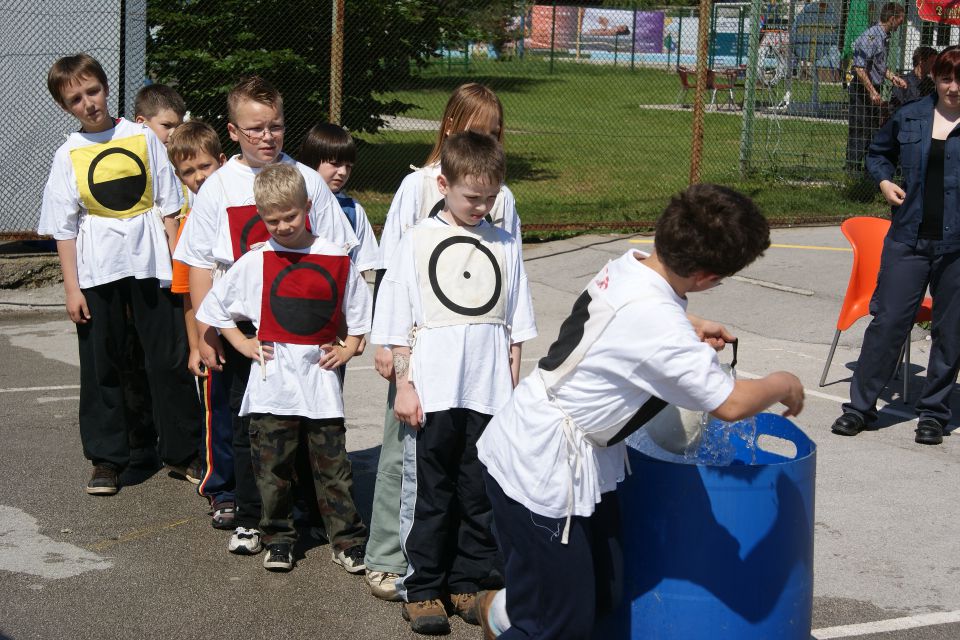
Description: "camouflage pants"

(249, 414), (367, 549)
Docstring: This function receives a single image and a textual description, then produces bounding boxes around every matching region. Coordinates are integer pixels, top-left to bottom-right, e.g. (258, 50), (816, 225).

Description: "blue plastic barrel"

(596, 413), (816, 639)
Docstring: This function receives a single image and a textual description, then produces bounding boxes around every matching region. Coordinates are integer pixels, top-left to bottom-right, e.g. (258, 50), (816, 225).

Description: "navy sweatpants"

(844, 237), (960, 424)
(484, 469), (622, 640)
(223, 324), (261, 529)
(398, 408), (500, 602)
(197, 366), (235, 505)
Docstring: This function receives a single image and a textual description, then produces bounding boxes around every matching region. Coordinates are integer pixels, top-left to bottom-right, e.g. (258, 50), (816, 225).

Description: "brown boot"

(474, 590), (500, 640)
(448, 592), (479, 625)
(401, 598), (450, 635)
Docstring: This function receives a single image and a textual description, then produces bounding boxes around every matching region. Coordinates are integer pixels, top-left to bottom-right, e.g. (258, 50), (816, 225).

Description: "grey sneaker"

(365, 570), (402, 601)
(331, 544), (366, 574)
(85, 464), (119, 496)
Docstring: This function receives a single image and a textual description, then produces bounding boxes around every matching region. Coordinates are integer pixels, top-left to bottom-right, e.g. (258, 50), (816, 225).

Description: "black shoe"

(831, 412), (867, 437)
(86, 464), (119, 496)
(915, 419), (944, 445)
(263, 543), (294, 571)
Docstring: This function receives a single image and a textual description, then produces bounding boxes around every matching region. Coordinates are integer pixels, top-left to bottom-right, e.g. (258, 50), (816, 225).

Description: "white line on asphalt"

(812, 610), (960, 638)
(36, 396), (80, 404)
(731, 274), (815, 296)
(0, 384), (80, 394)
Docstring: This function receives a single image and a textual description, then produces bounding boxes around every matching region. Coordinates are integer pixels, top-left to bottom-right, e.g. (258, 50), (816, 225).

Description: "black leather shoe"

(915, 419), (944, 445)
(831, 412), (867, 436)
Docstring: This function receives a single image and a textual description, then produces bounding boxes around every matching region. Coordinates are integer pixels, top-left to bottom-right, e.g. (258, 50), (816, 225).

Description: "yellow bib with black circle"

(69, 134), (154, 219)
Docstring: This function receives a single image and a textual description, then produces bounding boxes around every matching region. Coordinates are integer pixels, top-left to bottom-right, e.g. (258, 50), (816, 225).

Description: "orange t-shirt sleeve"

(170, 211), (191, 294)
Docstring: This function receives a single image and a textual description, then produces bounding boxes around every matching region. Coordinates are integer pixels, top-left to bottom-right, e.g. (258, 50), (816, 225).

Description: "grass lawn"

(349, 56), (886, 236)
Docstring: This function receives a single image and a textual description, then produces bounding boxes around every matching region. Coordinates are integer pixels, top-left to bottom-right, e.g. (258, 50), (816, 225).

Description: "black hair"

(654, 184), (770, 278)
(298, 123), (356, 169)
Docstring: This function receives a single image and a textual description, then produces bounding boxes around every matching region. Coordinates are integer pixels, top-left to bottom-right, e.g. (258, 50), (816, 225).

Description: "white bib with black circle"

(413, 225), (507, 329)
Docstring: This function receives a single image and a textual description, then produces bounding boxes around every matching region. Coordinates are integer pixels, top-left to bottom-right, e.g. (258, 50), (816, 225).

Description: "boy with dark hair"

(174, 75), (360, 556)
(474, 183), (805, 639)
(39, 53), (201, 495)
(890, 46), (937, 111)
(196, 163), (370, 572)
(125, 82), (193, 480)
(374, 131), (537, 634)
(299, 123), (379, 273)
(167, 121), (235, 527)
(134, 84), (187, 145)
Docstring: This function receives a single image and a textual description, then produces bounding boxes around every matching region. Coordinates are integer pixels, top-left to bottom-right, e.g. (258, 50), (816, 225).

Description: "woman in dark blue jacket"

(831, 47), (960, 445)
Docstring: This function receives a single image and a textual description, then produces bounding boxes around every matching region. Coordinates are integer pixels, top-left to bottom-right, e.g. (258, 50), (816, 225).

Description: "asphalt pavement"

(0, 228), (958, 640)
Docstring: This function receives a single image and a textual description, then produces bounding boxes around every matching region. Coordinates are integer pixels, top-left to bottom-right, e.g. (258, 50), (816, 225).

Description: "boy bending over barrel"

(474, 184), (805, 639)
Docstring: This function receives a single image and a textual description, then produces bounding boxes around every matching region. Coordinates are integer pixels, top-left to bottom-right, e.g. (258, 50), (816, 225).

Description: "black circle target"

(427, 236), (502, 317)
(240, 214), (267, 256)
(87, 147), (147, 211)
(269, 262), (339, 336)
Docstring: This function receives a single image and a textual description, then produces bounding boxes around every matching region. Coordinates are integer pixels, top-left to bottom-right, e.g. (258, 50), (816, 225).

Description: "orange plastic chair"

(819, 216), (933, 401)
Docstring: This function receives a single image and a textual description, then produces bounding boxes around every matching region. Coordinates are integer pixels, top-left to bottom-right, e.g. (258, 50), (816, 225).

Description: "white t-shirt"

(477, 250), (735, 519)
(372, 216), (537, 415)
(38, 117), (182, 289)
(195, 237), (371, 419)
(335, 193), (379, 272)
(174, 154), (359, 270)
(377, 163), (522, 270)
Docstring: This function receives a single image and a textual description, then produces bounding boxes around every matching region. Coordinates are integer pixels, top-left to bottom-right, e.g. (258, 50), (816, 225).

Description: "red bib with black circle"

(258, 251), (348, 345)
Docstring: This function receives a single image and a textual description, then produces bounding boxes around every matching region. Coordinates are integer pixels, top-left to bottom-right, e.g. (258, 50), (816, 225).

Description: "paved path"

(1, 229), (958, 639)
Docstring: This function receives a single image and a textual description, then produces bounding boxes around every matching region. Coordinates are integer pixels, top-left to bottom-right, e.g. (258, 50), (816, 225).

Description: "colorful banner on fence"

(917, 0), (960, 25)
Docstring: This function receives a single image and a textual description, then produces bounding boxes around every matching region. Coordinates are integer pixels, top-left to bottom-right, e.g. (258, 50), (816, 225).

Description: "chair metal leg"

(820, 329), (841, 387)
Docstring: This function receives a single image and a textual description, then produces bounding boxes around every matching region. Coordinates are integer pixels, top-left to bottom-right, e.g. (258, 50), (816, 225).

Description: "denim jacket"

(866, 93), (960, 254)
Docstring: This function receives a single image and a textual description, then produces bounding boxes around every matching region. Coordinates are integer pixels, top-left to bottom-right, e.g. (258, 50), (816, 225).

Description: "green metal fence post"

(676, 9), (684, 69)
(737, 6), (745, 67)
(739, 0), (763, 176)
(614, 32), (619, 66)
(709, 0), (717, 69)
(519, 10), (526, 61)
(550, 1), (557, 74)
(631, 8), (637, 71)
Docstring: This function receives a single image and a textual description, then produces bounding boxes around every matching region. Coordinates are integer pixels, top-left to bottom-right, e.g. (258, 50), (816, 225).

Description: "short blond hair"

(47, 54), (109, 109)
(167, 121), (223, 167)
(254, 163), (307, 213)
(227, 76), (283, 123)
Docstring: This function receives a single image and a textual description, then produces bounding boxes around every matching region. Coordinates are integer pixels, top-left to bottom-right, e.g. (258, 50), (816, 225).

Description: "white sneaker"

(365, 570), (402, 601)
(331, 544), (366, 574)
(228, 527), (262, 555)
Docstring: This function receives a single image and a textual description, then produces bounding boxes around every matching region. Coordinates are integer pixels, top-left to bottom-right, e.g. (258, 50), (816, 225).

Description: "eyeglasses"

(233, 124), (285, 142)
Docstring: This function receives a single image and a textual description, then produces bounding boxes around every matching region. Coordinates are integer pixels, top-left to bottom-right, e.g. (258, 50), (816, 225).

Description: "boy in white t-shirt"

(298, 123), (379, 273)
(473, 184), (805, 640)
(196, 163), (370, 573)
(38, 53), (201, 496)
(174, 76), (359, 556)
(373, 131), (537, 635)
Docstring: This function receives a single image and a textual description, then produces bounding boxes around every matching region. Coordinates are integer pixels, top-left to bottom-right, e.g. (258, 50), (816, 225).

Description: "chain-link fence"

(6, 1), (960, 239)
